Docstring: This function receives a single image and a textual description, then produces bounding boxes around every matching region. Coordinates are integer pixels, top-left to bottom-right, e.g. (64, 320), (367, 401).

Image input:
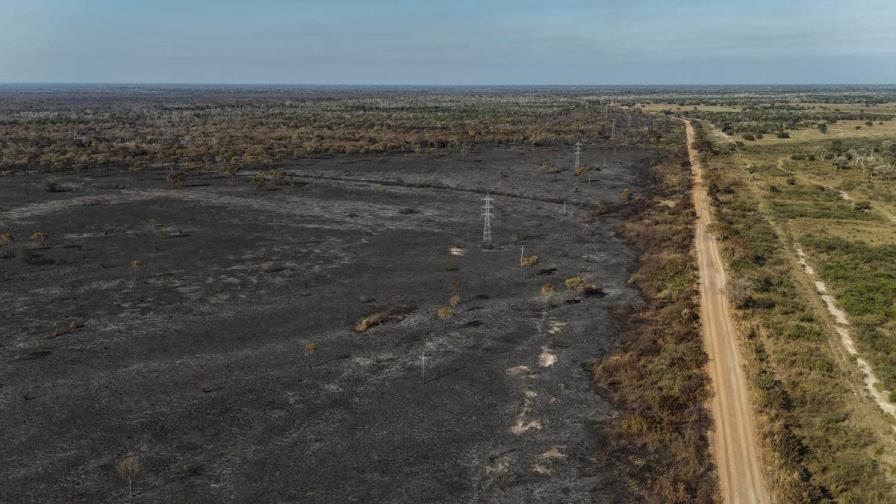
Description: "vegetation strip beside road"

(594, 121), (717, 502)
(692, 119), (896, 502)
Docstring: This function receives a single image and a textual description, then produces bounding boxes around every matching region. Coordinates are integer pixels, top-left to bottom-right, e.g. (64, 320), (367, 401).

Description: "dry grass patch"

(353, 305), (414, 333)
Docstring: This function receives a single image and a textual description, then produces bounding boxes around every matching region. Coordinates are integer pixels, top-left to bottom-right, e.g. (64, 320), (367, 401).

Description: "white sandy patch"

(795, 246), (815, 275)
(540, 446), (567, 460)
(547, 320), (567, 335)
(530, 462), (551, 475)
(538, 347), (557, 368)
(835, 327), (857, 355)
(505, 365), (530, 376)
(511, 418), (543, 435)
(821, 294), (850, 325)
(448, 246), (465, 257)
(858, 358), (896, 416)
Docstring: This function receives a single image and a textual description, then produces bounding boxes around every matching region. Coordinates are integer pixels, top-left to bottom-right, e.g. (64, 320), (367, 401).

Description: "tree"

(116, 455), (140, 499)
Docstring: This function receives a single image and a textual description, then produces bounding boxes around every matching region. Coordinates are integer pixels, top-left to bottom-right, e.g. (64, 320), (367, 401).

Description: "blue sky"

(2, 0), (895, 84)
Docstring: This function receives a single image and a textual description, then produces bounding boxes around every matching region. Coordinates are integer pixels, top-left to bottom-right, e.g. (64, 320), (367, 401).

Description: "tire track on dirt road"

(684, 120), (771, 504)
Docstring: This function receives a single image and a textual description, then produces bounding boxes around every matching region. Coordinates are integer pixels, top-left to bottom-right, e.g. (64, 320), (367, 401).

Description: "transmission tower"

(482, 193), (494, 246)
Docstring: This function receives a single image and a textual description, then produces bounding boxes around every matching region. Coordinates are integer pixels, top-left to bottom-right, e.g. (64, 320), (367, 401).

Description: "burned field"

(0, 143), (662, 502)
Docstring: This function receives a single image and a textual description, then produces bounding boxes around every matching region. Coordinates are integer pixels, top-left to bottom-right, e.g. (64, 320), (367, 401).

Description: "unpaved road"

(685, 120), (770, 503)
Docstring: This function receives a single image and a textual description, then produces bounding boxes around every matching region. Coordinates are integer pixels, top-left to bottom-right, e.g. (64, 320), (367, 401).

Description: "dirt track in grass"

(685, 120), (771, 504)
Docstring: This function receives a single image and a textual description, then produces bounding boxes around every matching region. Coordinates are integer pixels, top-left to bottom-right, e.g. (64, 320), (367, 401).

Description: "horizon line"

(2, 82), (896, 88)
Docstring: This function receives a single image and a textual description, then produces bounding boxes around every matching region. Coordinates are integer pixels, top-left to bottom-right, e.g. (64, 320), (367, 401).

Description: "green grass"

(703, 135), (895, 503)
(802, 235), (896, 394)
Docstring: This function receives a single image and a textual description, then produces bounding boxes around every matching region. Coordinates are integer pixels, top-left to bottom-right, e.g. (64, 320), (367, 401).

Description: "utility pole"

(482, 193), (494, 247)
(575, 141), (582, 170)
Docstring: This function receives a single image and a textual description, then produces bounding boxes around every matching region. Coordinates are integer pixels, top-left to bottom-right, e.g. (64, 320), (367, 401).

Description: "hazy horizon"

(2, 83), (896, 88)
(2, 0), (895, 85)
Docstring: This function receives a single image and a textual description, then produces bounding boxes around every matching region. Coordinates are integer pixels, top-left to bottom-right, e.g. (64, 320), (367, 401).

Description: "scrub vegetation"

(594, 124), (717, 503)
(685, 90), (896, 502)
(0, 86), (660, 174)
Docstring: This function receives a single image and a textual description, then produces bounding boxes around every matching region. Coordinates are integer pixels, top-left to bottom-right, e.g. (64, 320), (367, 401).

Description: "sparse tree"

(116, 455), (140, 499)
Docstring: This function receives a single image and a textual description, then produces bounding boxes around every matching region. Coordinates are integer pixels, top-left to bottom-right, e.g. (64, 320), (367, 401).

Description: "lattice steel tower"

(482, 193), (494, 246)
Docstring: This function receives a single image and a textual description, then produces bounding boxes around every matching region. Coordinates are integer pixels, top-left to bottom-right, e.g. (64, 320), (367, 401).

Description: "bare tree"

(116, 455), (140, 500)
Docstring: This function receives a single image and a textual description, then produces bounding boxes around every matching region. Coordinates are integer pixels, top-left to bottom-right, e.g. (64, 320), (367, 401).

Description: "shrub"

(353, 305), (414, 333)
(42, 178), (59, 192)
(727, 277), (755, 308)
(520, 255), (539, 267)
(854, 201), (872, 212)
(538, 160), (559, 174)
(116, 455), (140, 498)
(564, 276), (586, 290)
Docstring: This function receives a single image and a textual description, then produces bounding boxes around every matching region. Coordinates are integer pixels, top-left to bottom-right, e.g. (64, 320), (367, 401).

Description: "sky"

(1, 0), (895, 85)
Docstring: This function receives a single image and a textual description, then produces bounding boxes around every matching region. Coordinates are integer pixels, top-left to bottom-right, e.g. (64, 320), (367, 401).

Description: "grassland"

(691, 107), (896, 502)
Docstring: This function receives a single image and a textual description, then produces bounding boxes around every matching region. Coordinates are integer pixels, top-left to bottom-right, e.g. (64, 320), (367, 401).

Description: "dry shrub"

(42, 178), (59, 192)
(540, 283), (556, 297)
(449, 295), (461, 306)
(520, 255), (539, 267)
(437, 307), (454, 319)
(353, 305), (414, 333)
(251, 172), (267, 189)
(564, 276), (603, 296)
(727, 277), (754, 308)
(539, 160), (560, 174)
(116, 455), (140, 497)
(574, 166), (599, 177)
(564, 276), (586, 290)
(593, 152), (718, 502)
(165, 171), (186, 187)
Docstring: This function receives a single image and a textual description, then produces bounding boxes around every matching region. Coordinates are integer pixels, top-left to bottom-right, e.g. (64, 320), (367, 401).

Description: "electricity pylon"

(482, 193), (494, 246)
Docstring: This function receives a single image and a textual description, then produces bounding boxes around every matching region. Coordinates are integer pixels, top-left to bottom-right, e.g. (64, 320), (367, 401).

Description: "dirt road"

(685, 120), (770, 503)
